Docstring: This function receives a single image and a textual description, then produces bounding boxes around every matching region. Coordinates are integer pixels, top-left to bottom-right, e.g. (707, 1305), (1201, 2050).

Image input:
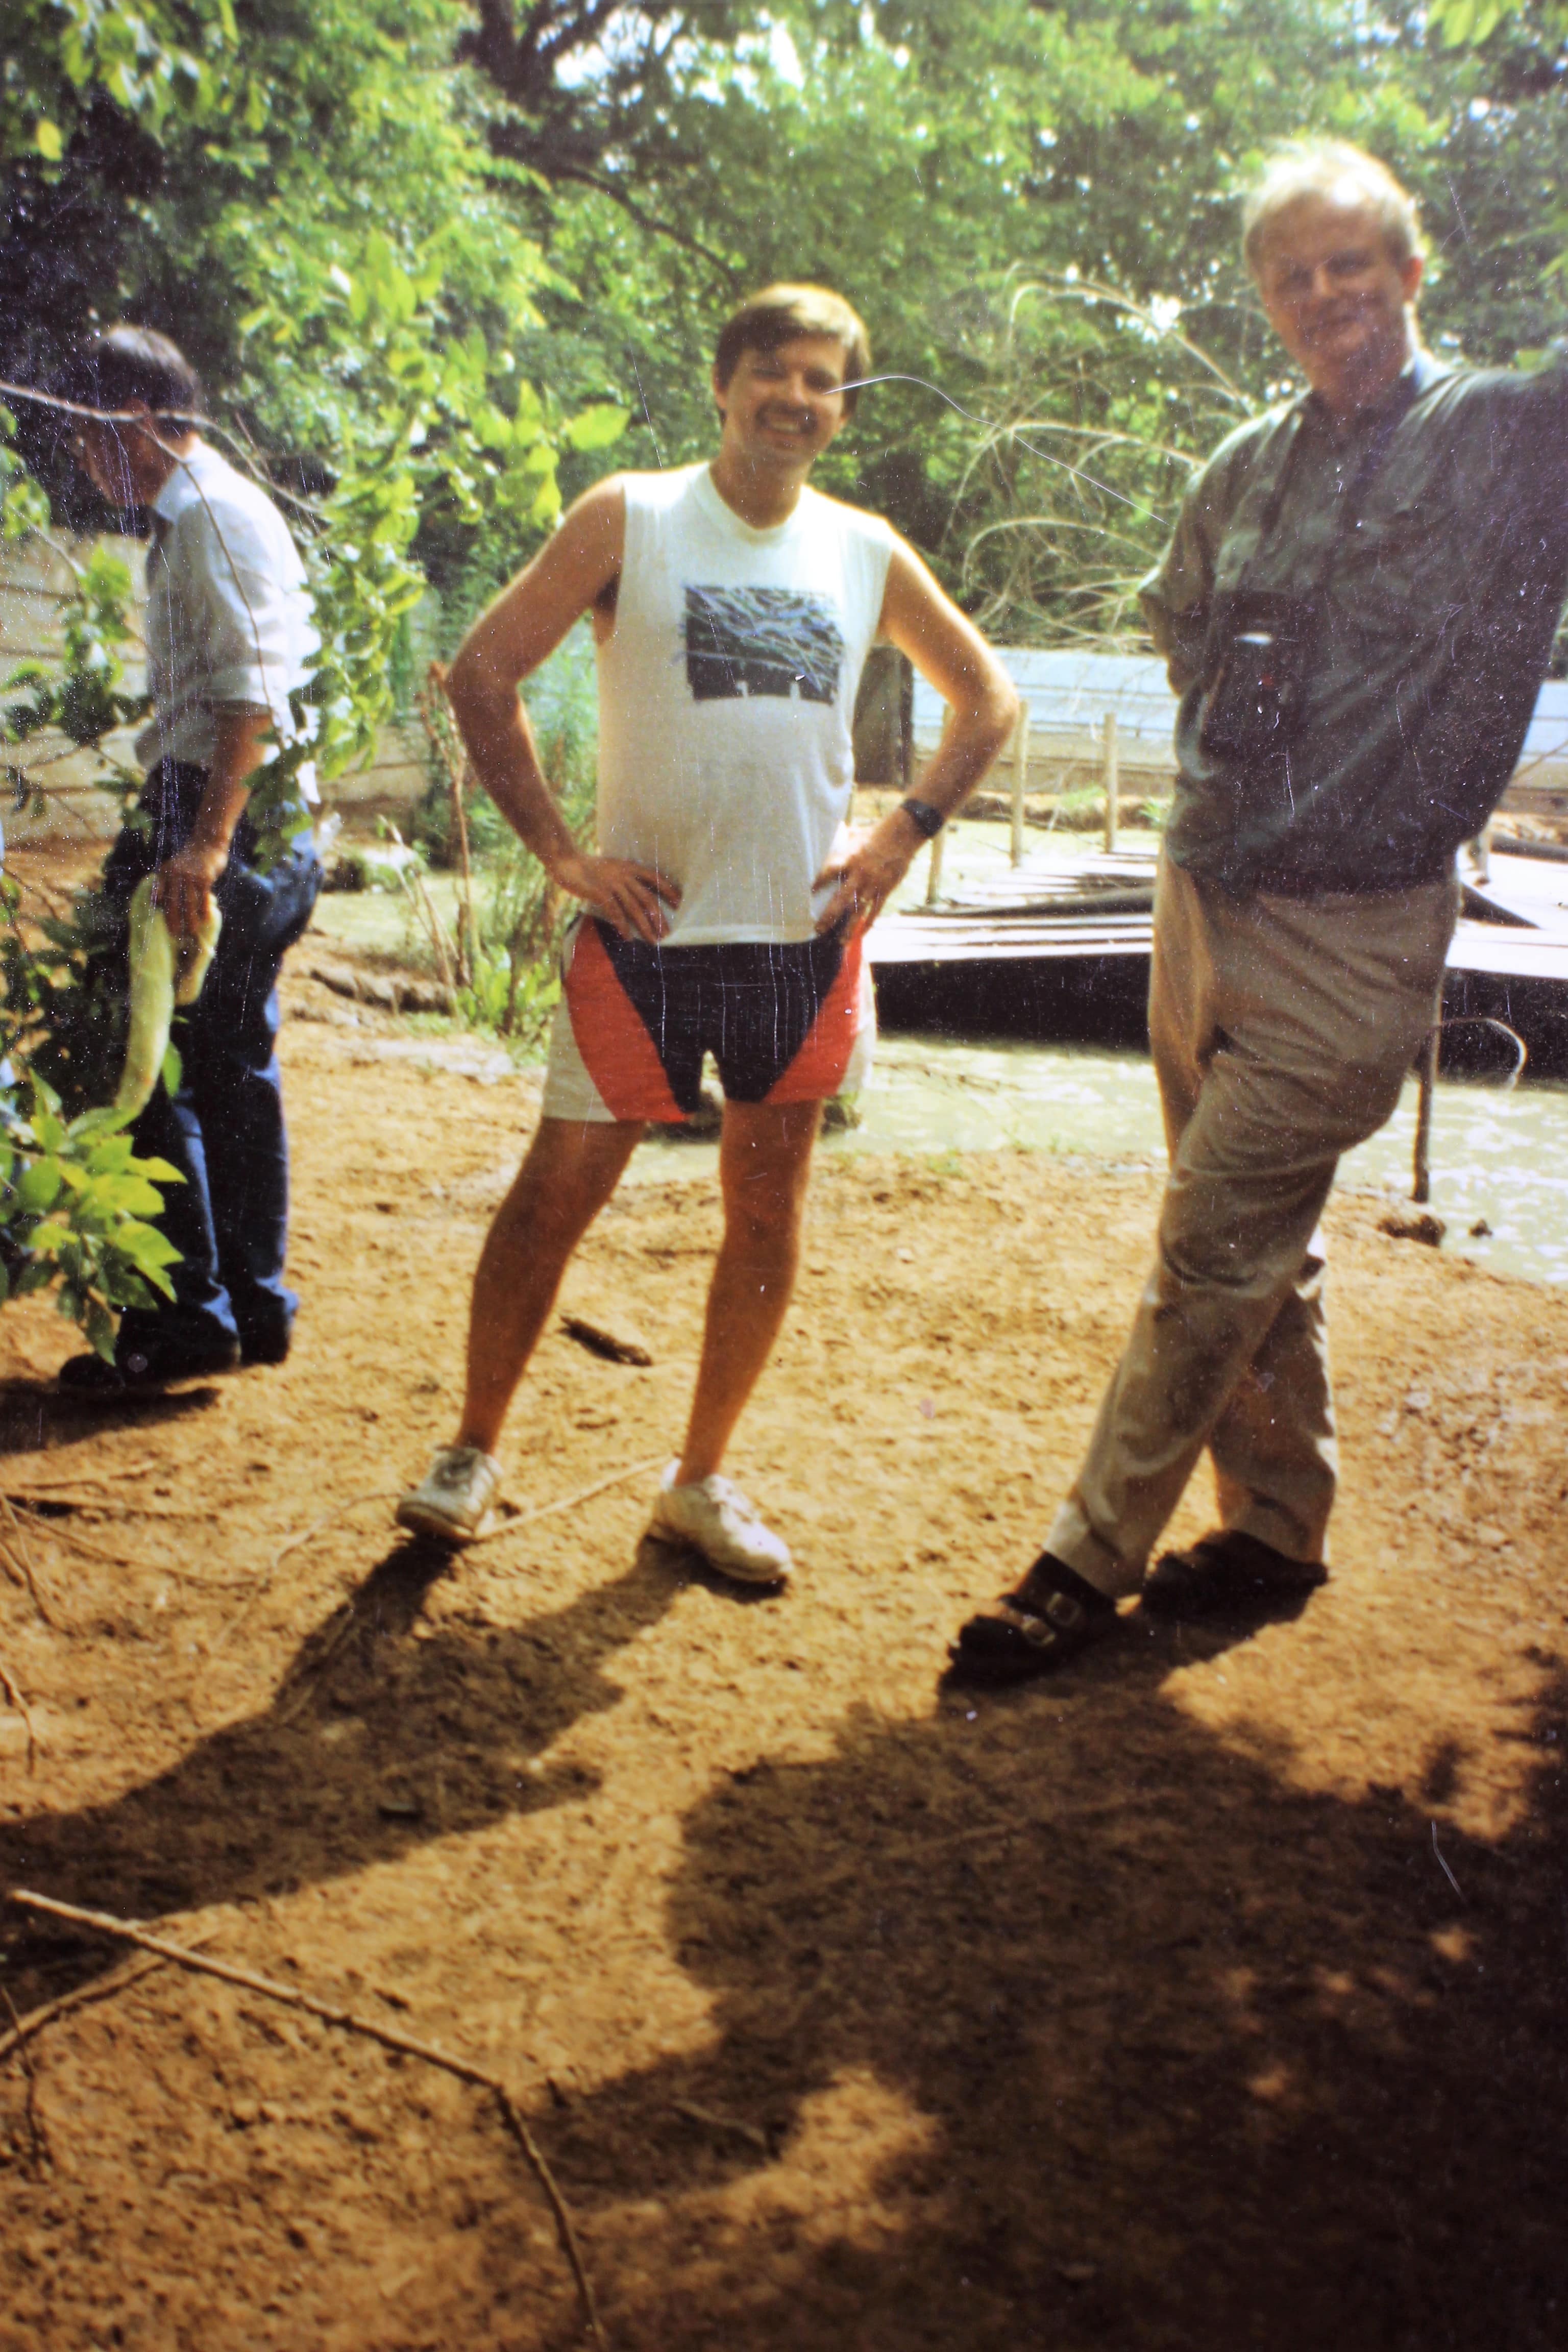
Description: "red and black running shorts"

(541, 916), (875, 1124)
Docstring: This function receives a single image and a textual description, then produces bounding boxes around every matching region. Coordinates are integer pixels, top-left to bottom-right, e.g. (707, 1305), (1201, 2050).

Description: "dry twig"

(2, 1486), (223, 1524)
(209, 1487), (399, 1654)
(673, 2099), (770, 2155)
(0, 1499), (59, 1629)
(0, 1657), (39, 1773)
(561, 1316), (654, 1368)
(4, 1505), (144, 1571)
(8, 1892), (608, 2350)
(469, 1455), (668, 1551)
(225, 1453), (668, 1717)
(0, 1951), (177, 2072)
(0, 1986), (51, 2174)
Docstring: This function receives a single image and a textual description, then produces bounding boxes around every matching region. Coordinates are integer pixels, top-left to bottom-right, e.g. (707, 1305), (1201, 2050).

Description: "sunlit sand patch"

(602, 2067), (940, 2316)
(1160, 1631), (1557, 1844)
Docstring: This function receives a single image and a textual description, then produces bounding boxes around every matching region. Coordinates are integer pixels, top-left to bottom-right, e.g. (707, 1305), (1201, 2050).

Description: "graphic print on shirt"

(683, 585), (844, 705)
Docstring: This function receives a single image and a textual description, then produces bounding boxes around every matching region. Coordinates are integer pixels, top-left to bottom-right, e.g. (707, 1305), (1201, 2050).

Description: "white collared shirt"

(136, 439), (320, 803)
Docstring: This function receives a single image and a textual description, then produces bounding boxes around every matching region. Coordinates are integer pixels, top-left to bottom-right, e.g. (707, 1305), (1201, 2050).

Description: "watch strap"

(899, 795), (945, 841)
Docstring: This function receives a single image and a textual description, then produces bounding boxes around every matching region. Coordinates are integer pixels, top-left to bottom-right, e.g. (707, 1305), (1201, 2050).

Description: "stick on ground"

(469, 1454), (668, 1550)
(0, 1498), (59, 1629)
(210, 1487), (399, 1653)
(0, 1986), (50, 2173)
(0, 1658), (39, 1773)
(7, 1890), (609, 2351)
(0, 1950), (181, 2071)
(219, 1452), (668, 1700)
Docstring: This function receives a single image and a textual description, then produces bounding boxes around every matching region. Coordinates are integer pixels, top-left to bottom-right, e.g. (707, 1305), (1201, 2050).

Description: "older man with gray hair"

(953, 139), (1568, 1680)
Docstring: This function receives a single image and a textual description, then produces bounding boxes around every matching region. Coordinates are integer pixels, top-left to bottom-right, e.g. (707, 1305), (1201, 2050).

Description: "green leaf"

(16, 1160), (62, 1213)
(84, 1297), (116, 1362)
(34, 121), (64, 163)
(161, 1042), (183, 1099)
(115, 1221), (182, 1267)
(564, 404), (631, 454)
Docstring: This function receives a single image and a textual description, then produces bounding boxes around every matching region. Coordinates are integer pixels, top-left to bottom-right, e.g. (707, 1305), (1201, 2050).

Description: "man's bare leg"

(676, 1096), (822, 1486)
(456, 1115), (643, 1456)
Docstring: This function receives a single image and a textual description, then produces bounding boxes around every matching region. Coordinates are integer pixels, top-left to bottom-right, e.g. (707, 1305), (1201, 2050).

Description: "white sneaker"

(648, 1462), (792, 1586)
(396, 1445), (502, 1546)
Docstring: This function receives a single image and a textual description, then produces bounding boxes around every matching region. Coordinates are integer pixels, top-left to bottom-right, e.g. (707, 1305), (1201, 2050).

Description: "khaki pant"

(1047, 852), (1459, 1599)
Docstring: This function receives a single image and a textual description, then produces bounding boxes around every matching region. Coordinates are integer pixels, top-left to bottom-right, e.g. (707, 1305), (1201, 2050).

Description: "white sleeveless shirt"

(595, 464), (895, 945)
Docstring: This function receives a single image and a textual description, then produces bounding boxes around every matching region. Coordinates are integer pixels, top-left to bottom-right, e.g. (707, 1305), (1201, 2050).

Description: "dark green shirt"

(1141, 347), (1568, 895)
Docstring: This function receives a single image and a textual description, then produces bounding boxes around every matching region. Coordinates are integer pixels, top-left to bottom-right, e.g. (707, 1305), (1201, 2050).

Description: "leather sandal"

(948, 1552), (1120, 1685)
(1142, 1529), (1327, 1621)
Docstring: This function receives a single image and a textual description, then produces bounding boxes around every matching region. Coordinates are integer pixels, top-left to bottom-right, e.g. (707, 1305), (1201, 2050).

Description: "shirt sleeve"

(173, 497), (310, 721)
(1139, 415), (1275, 693)
(1139, 502), (1212, 694)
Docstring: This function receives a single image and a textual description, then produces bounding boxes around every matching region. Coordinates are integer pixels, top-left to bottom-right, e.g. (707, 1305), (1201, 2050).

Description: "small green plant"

(0, 1080), (183, 1360)
(0, 877), (129, 1118)
(412, 638), (597, 1043)
(458, 847), (567, 1044)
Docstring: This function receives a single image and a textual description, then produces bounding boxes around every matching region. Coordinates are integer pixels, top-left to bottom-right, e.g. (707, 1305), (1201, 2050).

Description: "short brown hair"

(1242, 140), (1426, 279)
(714, 284), (871, 416)
(53, 324), (203, 426)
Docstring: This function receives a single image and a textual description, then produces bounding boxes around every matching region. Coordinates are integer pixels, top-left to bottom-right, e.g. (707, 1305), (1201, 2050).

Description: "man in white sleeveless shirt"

(398, 284), (1017, 1581)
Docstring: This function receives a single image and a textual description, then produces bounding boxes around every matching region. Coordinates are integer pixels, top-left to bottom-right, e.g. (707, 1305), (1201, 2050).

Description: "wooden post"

(924, 823), (946, 907)
(1010, 704), (1030, 868)
(1102, 709), (1119, 854)
(1412, 1023), (1440, 1203)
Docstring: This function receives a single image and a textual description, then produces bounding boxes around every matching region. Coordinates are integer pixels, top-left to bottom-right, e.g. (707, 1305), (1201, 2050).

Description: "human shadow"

(0, 1372), (227, 1457)
(0, 1533), (684, 1998)
(554, 1624), (1568, 2351)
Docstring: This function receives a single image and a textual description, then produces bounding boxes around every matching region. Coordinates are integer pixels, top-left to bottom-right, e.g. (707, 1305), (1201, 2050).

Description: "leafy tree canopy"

(6, 0), (1568, 647)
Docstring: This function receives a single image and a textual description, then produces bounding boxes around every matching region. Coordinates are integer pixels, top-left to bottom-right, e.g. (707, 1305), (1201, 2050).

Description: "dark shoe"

(1142, 1529), (1327, 1621)
(58, 1335), (241, 1393)
(948, 1552), (1120, 1685)
(239, 1327), (292, 1366)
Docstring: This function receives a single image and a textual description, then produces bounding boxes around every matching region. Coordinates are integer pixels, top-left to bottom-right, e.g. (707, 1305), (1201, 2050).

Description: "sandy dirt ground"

(1, 936), (1566, 2351)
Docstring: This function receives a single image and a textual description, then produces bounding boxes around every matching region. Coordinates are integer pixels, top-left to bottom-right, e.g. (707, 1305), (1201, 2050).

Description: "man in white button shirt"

(53, 325), (322, 1388)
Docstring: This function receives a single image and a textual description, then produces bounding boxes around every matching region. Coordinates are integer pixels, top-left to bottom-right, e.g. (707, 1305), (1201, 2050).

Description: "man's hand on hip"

(553, 848), (680, 944)
(152, 840), (230, 940)
(813, 810), (925, 936)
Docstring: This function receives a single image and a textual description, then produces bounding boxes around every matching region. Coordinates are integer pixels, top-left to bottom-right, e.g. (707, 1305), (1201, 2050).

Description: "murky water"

(632, 1032), (1568, 1291)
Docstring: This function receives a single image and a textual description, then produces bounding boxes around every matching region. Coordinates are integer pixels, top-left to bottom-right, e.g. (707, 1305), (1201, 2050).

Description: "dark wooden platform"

(865, 845), (1568, 1069)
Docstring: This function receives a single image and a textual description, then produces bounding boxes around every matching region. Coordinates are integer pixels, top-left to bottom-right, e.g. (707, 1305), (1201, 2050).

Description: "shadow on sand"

(3, 1552), (1565, 2349)
(554, 1623), (1568, 2350)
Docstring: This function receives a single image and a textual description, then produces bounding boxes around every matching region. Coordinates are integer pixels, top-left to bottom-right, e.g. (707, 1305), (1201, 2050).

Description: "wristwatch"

(899, 796), (945, 841)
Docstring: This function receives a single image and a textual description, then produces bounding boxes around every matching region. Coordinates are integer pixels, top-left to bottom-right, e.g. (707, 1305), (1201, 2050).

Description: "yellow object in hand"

(113, 875), (222, 1119)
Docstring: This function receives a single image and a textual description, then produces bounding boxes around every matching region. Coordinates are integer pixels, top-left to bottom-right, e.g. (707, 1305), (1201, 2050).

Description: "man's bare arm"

(813, 543), (1019, 935)
(446, 478), (679, 944)
(153, 707), (270, 938)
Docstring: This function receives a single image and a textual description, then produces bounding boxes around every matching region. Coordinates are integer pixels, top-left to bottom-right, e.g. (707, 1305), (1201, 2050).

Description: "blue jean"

(103, 763), (321, 1359)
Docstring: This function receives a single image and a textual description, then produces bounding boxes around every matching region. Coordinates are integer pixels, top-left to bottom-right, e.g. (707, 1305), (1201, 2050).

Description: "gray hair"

(1242, 140), (1426, 279)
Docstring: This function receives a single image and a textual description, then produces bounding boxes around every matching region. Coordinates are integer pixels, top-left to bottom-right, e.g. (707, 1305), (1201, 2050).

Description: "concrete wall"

(1, 531), (429, 845)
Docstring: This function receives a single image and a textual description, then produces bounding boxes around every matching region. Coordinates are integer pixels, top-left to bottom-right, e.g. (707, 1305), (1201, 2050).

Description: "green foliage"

(413, 630), (597, 1042)
(0, 878), (131, 1120)
(0, 408), (51, 544)
(2, 538), (150, 817)
(0, 1077), (183, 1360)
(2, 2), (238, 172)
(3, 0), (630, 840)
